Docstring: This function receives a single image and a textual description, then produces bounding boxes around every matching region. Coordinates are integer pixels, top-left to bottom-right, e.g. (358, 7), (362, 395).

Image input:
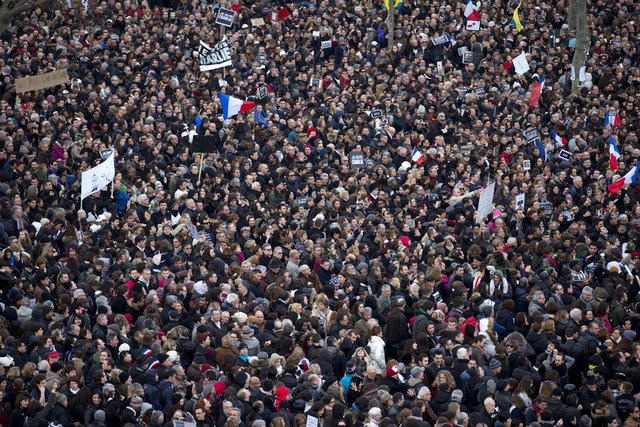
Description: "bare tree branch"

(0, 0), (48, 33)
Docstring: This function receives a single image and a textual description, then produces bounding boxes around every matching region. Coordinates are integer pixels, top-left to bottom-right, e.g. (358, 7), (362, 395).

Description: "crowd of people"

(0, 0), (640, 426)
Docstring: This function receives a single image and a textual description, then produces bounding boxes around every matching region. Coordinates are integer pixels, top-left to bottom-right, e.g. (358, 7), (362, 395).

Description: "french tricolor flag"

(604, 110), (622, 127)
(609, 162), (640, 194)
(552, 130), (567, 146)
(443, 32), (457, 46)
(529, 75), (544, 107)
(412, 148), (425, 164)
(464, 2), (481, 20)
(218, 92), (256, 120)
(609, 135), (620, 170)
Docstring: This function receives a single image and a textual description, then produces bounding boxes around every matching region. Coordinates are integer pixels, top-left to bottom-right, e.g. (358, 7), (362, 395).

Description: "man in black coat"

(477, 397), (498, 427)
(384, 297), (409, 359)
(206, 309), (227, 347)
(50, 394), (74, 427)
(560, 327), (587, 385)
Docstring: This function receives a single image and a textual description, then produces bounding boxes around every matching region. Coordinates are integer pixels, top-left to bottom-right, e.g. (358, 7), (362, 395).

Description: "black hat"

(158, 354), (169, 364)
(234, 371), (248, 387)
(268, 258), (283, 269)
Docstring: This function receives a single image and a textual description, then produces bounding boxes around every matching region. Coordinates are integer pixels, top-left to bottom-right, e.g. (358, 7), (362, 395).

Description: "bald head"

(484, 397), (496, 414)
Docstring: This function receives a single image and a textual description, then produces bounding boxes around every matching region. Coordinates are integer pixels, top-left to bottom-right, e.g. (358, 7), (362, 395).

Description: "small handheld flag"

(552, 130), (567, 146)
(411, 148), (425, 164)
(609, 135), (620, 170)
(609, 162), (640, 194)
(512, 1), (522, 32)
(218, 92), (256, 120)
(443, 33), (457, 46)
(254, 109), (269, 127)
(194, 110), (202, 127)
(604, 110), (622, 126)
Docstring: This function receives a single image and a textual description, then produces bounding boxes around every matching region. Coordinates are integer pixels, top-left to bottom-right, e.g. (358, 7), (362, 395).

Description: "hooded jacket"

(368, 335), (386, 374)
(314, 348), (334, 377)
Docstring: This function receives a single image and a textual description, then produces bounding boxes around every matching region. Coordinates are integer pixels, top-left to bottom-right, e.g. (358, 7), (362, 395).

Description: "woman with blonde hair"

(287, 347), (305, 368)
(433, 370), (456, 391)
(21, 362), (37, 378)
(127, 383), (144, 399)
(162, 339), (177, 353)
(6, 366), (20, 389)
(269, 354), (286, 375)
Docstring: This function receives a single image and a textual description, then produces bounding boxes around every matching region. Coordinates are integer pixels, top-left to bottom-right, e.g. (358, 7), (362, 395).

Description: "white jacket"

(368, 335), (386, 374)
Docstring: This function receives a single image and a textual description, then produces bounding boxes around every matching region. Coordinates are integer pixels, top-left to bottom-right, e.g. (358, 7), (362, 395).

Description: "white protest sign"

(81, 152), (115, 200)
(476, 182), (496, 224)
(466, 20), (480, 31)
(512, 51), (530, 75)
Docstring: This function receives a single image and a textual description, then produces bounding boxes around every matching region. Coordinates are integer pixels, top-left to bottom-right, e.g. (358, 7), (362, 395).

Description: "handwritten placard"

(15, 68), (68, 94)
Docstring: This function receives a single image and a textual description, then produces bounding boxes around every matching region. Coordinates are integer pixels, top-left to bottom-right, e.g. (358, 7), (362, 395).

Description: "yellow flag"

(384, 0), (402, 10)
(512, 1), (522, 32)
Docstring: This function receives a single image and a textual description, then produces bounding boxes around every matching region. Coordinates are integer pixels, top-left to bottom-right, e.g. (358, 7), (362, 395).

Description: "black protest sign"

(192, 133), (217, 154)
(100, 147), (114, 160)
(257, 85), (268, 99)
(215, 8), (236, 27)
(524, 129), (538, 142)
(349, 151), (366, 168)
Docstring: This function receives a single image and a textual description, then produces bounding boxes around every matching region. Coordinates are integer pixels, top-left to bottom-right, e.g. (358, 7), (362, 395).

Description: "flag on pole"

(218, 92), (256, 120)
(464, 2), (480, 20)
(254, 109), (269, 127)
(604, 110), (622, 126)
(81, 152), (115, 200)
(609, 162), (640, 194)
(194, 113), (202, 127)
(529, 75), (544, 107)
(535, 139), (547, 162)
(552, 130), (567, 146)
(512, 1), (523, 32)
(384, 0), (402, 10)
(609, 135), (620, 170)
(411, 148), (425, 164)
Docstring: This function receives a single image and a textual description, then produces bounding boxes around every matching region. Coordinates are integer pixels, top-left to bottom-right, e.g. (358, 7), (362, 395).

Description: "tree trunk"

(569, 0), (588, 94)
